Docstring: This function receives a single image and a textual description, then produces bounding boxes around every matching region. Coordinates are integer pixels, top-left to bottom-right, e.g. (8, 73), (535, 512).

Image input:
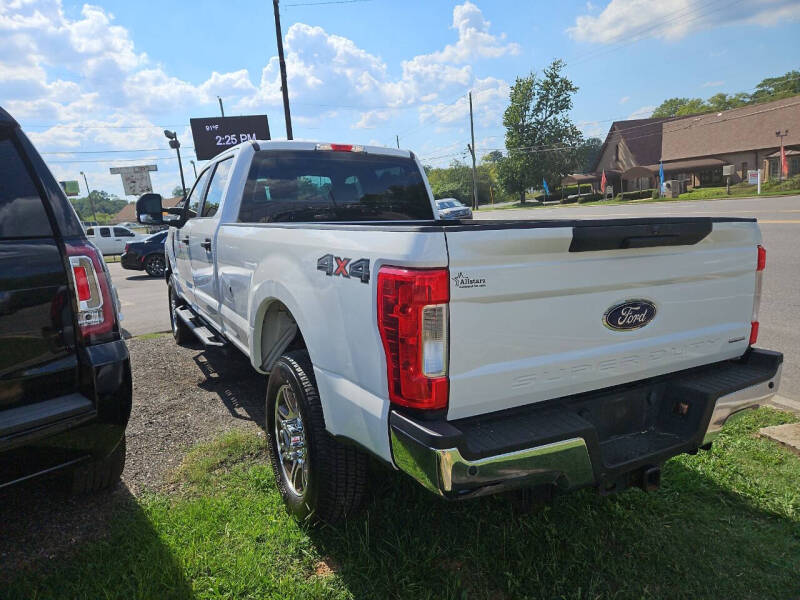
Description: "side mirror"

(136, 193), (164, 224)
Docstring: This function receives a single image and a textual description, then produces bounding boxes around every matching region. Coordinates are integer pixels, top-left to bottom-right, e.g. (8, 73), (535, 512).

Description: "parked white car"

(84, 225), (144, 255)
(137, 140), (782, 524)
(435, 197), (473, 219)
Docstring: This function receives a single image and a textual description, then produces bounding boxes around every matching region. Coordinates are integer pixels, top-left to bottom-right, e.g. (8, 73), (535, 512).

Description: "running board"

(174, 306), (227, 347)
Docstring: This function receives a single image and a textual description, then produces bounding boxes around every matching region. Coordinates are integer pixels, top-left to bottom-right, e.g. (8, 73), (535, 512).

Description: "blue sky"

(2, 0), (799, 198)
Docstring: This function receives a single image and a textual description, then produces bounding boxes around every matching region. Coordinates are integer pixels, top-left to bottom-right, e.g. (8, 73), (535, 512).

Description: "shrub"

(652, 189), (660, 199)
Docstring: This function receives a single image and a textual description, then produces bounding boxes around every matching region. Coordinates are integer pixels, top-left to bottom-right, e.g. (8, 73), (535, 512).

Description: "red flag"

(600, 169), (607, 195)
(781, 145), (789, 177)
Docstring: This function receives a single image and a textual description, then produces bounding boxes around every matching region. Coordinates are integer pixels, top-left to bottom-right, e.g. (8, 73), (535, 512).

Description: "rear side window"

(100, 227), (110, 237)
(201, 157), (233, 218)
(238, 151), (433, 223)
(86, 227), (94, 235)
(0, 137), (53, 238)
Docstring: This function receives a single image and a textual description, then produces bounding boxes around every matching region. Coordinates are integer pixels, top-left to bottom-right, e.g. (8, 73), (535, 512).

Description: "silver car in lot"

(435, 198), (473, 219)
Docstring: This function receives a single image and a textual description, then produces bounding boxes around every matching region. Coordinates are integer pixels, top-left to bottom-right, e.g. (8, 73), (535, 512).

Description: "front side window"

(186, 168), (212, 218)
(0, 137), (53, 239)
(201, 158), (233, 218)
(114, 227), (134, 237)
(238, 151), (432, 223)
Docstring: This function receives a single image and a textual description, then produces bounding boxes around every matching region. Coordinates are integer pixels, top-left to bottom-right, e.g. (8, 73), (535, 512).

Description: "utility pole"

(396, 135), (400, 149)
(468, 91), (478, 211)
(79, 171), (98, 225)
(273, 0), (293, 140)
(218, 96), (225, 117)
(776, 129), (788, 182)
(164, 130), (187, 198)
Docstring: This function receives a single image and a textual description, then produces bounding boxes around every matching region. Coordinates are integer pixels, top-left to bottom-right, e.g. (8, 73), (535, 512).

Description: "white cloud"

(619, 96), (630, 104)
(568, 0), (800, 44)
(702, 80), (724, 88)
(627, 105), (655, 119)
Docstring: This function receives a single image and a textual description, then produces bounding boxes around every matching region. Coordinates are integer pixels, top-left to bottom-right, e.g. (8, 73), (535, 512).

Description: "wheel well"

(258, 300), (306, 372)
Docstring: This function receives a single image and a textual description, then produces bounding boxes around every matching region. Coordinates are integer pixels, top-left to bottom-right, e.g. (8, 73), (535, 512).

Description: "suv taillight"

(377, 266), (449, 410)
(750, 245), (765, 345)
(64, 241), (116, 343)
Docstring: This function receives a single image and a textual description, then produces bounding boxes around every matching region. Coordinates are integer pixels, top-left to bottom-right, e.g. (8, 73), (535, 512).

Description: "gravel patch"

(0, 334), (267, 577)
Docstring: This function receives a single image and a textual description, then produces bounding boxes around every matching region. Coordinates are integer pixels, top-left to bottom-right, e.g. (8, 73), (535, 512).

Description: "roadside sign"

(190, 115), (270, 160)
(59, 180), (80, 196)
(109, 164), (158, 196)
(748, 170), (760, 185)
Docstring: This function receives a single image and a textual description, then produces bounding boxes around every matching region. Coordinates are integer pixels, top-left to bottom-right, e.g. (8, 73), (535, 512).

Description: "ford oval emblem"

(603, 299), (657, 331)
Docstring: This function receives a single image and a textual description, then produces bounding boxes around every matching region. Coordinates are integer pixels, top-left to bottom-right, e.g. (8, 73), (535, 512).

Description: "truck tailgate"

(444, 218), (760, 420)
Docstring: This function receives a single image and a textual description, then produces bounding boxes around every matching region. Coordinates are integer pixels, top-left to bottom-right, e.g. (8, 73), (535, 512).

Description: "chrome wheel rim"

(274, 384), (308, 498)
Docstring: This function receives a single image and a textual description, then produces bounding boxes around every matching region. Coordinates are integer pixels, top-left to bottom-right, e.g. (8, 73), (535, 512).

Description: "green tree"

(497, 59), (582, 203)
(172, 185), (187, 198)
(652, 97), (693, 118)
(69, 190), (127, 223)
(751, 70), (800, 102)
(577, 137), (602, 173)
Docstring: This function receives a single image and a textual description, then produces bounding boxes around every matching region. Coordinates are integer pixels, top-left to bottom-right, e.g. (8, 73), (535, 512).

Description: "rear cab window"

(238, 151), (433, 223)
(0, 137), (54, 238)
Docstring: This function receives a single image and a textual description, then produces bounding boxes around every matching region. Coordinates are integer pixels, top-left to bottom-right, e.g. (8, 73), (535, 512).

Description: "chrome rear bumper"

(390, 350), (782, 498)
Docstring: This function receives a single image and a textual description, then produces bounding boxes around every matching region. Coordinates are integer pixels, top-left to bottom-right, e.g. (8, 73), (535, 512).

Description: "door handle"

(181, 237), (189, 244)
(201, 239), (212, 251)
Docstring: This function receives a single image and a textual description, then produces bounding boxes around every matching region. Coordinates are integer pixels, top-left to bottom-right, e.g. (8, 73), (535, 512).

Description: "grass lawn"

(6, 408), (800, 600)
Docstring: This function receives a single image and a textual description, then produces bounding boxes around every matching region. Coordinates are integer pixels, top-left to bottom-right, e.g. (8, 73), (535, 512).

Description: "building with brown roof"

(568, 96), (800, 194)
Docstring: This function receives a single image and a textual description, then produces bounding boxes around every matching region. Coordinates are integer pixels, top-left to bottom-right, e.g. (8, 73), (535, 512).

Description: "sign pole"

(80, 171), (98, 225)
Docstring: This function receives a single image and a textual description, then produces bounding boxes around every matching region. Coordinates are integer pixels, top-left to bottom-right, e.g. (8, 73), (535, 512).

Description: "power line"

(40, 147), (194, 155)
(284, 0), (371, 5)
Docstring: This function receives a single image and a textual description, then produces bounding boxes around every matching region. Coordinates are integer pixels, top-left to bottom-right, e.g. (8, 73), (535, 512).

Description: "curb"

(768, 395), (800, 415)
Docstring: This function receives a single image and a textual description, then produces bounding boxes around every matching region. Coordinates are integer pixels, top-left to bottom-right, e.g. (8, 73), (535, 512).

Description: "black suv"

(0, 106), (131, 493)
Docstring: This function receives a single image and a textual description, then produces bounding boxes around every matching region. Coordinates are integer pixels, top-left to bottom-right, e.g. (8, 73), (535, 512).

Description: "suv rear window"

(238, 151), (433, 223)
(0, 137), (53, 238)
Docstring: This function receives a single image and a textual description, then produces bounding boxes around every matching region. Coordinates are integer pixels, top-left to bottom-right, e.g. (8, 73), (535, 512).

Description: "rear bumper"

(120, 251), (143, 270)
(0, 339), (132, 488)
(390, 348), (782, 499)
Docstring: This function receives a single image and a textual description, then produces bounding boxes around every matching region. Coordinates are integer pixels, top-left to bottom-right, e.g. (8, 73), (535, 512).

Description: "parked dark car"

(0, 106), (131, 493)
(121, 230), (167, 277)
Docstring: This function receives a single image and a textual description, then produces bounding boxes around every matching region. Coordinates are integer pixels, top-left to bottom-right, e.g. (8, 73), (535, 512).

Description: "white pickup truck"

(137, 141), (782, 524)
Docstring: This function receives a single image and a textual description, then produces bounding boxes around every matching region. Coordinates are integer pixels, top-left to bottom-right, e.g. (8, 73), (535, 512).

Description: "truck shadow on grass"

(308, 443), (800, 599)
(0, 480), (193, 599)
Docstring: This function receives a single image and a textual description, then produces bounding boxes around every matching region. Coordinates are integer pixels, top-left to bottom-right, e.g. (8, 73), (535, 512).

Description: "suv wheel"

(266, 350), (367, 524)
(69, 436), (126, 494)
(169, 284), (192, 345)
(145, 254), (166, 277)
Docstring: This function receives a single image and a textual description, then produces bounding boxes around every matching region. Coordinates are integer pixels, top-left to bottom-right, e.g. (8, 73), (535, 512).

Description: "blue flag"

(542, 178), (551, 196)
(659, 162), (665, 188)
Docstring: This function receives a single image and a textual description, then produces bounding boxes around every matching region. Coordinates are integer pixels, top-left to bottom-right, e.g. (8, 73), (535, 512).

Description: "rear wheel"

(168, 284), (191, 345)
(266, 350), (367, 524)
(144, 253), (166, 277)
(69, 436), (126, 495)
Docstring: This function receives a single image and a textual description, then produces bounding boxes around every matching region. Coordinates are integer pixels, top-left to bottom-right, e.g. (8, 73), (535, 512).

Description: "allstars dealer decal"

(451, 271), (486, 289)
(317, 254), (370, 284)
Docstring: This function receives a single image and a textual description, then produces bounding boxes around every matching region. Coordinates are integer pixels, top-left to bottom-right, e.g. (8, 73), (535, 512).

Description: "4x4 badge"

(317, 254), (370, 283)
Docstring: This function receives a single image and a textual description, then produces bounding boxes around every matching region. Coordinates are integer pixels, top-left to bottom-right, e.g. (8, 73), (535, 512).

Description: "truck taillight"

(750, 245), (765, 345)
(65, 241), (116, 343)
(377, 266), (449, 410)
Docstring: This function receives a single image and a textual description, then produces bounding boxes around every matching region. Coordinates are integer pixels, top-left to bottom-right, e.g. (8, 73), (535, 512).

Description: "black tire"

(168, 283), (192, 346)
(266, 350), (367, 524)
(69, 436), (126, 494)
(144, 253), (166, 277)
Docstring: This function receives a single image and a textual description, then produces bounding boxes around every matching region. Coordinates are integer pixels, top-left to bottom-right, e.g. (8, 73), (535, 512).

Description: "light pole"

(776, 129), (789, 182)
(79, 170), (98, 225)
(164, 130), (187, 198)
(273, 0), (293, 139)
(190, 160), (198, 179)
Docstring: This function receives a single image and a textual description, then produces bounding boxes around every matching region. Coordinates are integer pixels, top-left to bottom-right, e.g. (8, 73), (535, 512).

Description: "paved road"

(475, 195), (800, 401)
(107, 262), (170, 338)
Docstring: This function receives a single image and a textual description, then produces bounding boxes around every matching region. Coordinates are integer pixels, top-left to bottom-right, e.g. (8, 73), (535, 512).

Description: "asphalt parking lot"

(108, 195), (799, 402)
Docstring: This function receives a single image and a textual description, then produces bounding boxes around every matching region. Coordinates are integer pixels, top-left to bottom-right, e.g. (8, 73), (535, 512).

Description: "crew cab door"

(174, 167), (212, 305)
(112, 226), (137, 254)
(189, 156), (233, 329)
